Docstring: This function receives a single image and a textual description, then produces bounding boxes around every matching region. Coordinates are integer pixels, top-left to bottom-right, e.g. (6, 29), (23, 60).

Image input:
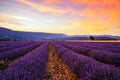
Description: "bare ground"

(46, 43), (79, 80)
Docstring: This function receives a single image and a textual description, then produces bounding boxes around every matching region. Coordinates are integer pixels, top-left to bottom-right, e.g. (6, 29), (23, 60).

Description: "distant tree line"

(0, 38), (16, 41)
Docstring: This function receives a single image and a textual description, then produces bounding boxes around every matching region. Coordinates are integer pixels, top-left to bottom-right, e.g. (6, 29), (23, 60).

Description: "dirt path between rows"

(46, 43), (79, 80)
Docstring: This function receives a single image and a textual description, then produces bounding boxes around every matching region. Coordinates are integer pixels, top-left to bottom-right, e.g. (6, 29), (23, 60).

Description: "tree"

(90, 36), (95, 40)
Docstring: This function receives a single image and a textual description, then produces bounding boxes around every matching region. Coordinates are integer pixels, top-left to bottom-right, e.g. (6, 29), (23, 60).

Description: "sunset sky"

(0, 0), (120, 35)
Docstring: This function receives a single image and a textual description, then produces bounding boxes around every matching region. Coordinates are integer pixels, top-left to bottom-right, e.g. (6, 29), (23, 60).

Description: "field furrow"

(46, 43), (79, 80)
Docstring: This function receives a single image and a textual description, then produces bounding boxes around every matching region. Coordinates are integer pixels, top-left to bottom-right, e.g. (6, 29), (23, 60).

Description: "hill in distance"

(0, 27), (120, 40)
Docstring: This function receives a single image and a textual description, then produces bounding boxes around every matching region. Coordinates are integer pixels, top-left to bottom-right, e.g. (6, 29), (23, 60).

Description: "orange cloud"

(0, 13), (23, 25)
(0, 19), (22, 26)
(77, 8), (120, 33)
(70, 0), (120, 7)
(0, 19), (21, 25)
(71, 20), (109, 31)
(70, 1), (120, 34)
(42, 0), (61, 5)
(0, 13), (35, 21)
(65, 17), (120, 35)
(70, 0), (120, 20)
(17, 0), (70, 15)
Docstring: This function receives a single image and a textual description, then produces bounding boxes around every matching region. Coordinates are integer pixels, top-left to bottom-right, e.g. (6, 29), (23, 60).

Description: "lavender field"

(0, 41), (120, 80)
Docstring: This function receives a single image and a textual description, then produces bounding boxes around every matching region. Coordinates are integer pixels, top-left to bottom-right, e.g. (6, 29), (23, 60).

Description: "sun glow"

(0, 0), (120, 35)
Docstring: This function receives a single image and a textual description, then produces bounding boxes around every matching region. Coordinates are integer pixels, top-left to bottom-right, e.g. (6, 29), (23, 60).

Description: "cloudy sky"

(0, 0), (120, 35)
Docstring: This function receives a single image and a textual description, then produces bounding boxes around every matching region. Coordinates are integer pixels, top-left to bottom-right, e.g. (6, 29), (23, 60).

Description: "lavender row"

(77, 43), (120, 53)
(63, 42), (120, 53)
(58, 42), (120, 67)
(0, 42), (38, 52)
(68, 42), (120, 48)
(52, 42), (120, 80)
(0, 42), (44, 61)
(0, 41), (42, 47)
(0, 42), (49, 80)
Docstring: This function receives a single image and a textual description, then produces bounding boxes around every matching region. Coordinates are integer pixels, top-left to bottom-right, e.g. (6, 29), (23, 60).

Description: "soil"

(46, 43), (79, 80)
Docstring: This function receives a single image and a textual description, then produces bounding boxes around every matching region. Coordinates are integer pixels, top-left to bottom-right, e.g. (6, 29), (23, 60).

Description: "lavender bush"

(52, 42), (120, 80)
(58, 42), (120, 67)
(0, 42), (37, 52)
(0, 42), (49, 80)
(0, 42), (44, 61)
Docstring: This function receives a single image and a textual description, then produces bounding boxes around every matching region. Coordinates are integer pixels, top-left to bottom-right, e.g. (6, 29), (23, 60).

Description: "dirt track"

(46, 43), (79, 80)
